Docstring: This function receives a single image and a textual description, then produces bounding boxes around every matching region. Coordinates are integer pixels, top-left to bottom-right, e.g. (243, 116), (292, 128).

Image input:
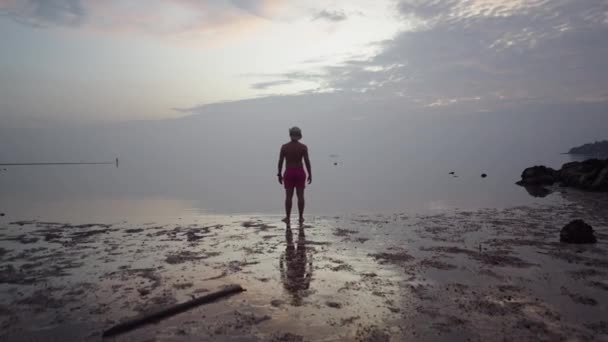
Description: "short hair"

(289, 126), (302, 137)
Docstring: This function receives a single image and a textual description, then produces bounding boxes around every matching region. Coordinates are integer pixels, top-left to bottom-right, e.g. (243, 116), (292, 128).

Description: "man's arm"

(304, 146), (312, 184)
(277, 146), (285, 184)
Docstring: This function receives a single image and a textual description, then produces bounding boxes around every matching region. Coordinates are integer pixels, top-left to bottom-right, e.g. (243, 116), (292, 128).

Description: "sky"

(0, 0), (607, 122)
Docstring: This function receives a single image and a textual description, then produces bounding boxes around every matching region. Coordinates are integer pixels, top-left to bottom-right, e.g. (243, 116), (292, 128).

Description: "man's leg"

(284, 188), (294, 223)
(296, 187), (305, 223)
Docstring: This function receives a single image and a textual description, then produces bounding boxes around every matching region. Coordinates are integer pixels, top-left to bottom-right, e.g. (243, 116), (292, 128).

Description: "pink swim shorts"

(283, 167), (306, 189)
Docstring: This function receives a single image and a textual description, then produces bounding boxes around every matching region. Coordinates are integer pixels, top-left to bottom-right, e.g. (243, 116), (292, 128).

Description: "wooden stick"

(102, 284), (245, 338)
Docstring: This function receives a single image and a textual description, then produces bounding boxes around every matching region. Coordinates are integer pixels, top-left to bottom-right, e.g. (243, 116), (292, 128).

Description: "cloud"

(313, 9), (347, 22)
(0, 0), (279, 38)
(3, 0), (606, 115)
(230, 0), (276, 18)
(398, 0), (459, 20)
(0, 0), (85, 27)
(398, 0), (552, 23)
(250, 79), (293, 89)
(273, 0), (608, 109)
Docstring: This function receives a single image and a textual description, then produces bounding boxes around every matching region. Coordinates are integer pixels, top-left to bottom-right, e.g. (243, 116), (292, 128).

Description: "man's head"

(289, 126), (302, 141)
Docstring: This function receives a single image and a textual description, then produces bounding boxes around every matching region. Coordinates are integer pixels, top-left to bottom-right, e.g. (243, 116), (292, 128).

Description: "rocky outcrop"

(568, 140), (608, 156)
(560, 220), (597, 244)
(516, 166), (558, 186)
(517, 159), (608, 192)
(560, 159), (608, 191)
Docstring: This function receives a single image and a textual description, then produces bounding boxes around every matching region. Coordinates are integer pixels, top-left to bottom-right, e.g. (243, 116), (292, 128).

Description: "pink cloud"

(1, 0), (284, 44)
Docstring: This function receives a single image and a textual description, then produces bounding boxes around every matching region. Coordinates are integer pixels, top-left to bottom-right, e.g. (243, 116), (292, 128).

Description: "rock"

(560, 220), (597, 244)
(0, 213), (4, 217)
(333, 162), (338, 166)
(481, 173), (487, 178)
(522, 185), (552, 198)
(591, 166), (608, 191)
(326, 301), (342, 308)
(516, 165), (558, 186)
(517, 159), (608, 192)
(560, 159), (608, 190)
(449, 171), (455, 175)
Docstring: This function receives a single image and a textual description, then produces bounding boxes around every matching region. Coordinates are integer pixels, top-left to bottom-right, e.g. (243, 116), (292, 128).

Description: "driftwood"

(102, 284), (245, 338)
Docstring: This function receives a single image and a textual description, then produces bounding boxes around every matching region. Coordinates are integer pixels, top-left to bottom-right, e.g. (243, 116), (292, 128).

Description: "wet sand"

(1, 189), (608, 341)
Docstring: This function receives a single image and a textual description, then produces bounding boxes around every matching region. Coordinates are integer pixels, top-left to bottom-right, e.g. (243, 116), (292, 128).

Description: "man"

(278, 127), (312, 224)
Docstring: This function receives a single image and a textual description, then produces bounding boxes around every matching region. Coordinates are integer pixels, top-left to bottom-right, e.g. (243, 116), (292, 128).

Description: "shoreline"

(0, 189), (607, 341)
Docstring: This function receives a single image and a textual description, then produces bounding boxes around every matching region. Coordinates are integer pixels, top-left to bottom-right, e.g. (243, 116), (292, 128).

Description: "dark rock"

(0, 213), (4, 217)
(522, 185), (552, 198)
(559, 159), (608, 190)
(516, 165), (558, 186)
(517, 159), (608, 192)
(449, 172), (455, 175)
(326, 301), (342, 308)
(592, 166), (608, 190)
(560, 220), (597, 244)
(333, 162), (338, 166)
(481, 173), (487, 178)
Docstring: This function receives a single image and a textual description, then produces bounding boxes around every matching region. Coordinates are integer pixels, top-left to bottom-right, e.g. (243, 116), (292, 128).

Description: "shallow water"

(1, 107), (601, 219)
(0, 150), (584, 222)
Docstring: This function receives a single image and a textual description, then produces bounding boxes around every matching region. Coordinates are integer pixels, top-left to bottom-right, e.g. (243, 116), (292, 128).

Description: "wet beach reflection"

(279, 223), (313, 306)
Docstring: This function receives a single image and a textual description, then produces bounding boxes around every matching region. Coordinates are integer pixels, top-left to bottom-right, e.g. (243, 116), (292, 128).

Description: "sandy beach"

(0, 188), (607, 341)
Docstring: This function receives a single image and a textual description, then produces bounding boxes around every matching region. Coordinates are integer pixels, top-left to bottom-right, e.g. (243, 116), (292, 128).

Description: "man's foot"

(298, 217), (305, 224)
(282, 217), (290, 224)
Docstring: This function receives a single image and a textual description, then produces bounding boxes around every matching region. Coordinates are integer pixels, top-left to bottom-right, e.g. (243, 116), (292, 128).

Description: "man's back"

(281, 141), (307, 168)
(278, 126), (311, 224)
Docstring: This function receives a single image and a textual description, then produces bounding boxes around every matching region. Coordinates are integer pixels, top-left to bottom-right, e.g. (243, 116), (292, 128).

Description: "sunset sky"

(1, 0), (607, 122)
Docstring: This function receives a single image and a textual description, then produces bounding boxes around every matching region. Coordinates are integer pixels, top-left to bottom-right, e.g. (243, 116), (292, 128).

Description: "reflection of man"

(277, 127), (312, 224)
(279, 224), (312, 306)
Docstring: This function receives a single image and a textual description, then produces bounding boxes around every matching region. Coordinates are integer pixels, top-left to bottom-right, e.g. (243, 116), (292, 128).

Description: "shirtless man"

(278, 127), (312, 224)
